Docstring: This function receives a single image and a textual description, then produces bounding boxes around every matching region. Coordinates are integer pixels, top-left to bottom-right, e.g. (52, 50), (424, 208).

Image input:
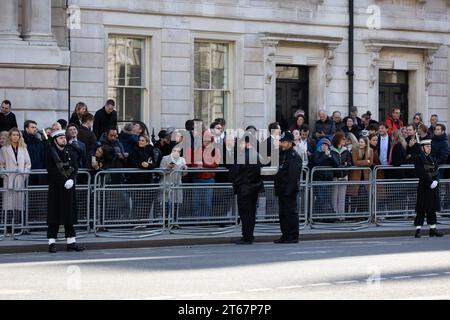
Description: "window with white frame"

(107, 36), (145, 122)
(194, 42), (230, 125)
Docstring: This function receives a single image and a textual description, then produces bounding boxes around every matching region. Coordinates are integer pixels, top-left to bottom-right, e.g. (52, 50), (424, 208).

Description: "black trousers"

(47, 224), (76, 239)
(278, 195), (299, 240)
(237, 194), (258, 241)
(414, 211), (437, 227)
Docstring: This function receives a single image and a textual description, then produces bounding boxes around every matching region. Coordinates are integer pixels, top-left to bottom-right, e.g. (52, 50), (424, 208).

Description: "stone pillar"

(0, 0), (21, 43)
(21, 0), (56, 45)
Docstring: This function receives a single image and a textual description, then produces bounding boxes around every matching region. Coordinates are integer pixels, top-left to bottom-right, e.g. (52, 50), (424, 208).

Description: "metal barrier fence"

(3, 164), (450, 241)
(168, 168), (238, 235)
(373, 165), (418, 227)
(310, 167), (372, 230)
(12, 170), (91, 241)
(93, 169), (166, 238)
(0, 171), (17, 240)
(255, 167), (309, 233)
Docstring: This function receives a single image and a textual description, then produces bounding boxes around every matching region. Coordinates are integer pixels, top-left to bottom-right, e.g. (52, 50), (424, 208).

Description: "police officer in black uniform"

(274, 131), (302, 243)
(46, 130), (85, 253)
(413, 139), (444, 238)
(231, 132), (264, 244)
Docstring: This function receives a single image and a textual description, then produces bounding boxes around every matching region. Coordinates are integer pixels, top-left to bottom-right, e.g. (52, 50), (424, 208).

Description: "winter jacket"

(314, 117), (336, 140)
(22, 131), (45, 169)
(93, 107), (117, 139)
(330, 146), (352, 178)
(386, 116), (404, 136)
(431, 133), (450, 165)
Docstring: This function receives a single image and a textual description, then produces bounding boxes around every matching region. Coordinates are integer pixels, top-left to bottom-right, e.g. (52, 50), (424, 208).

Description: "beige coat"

(0, 146), (32, 211)
(347, 148), (373, 197)
(159, 155), (187, 204)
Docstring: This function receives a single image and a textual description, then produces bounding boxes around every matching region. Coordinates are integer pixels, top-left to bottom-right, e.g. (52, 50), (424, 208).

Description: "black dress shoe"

(67, 243), (86, 252)
(415, 229), (421, 238)
(429, 228), (444, 237)
(48, 243), (57, 253)
(235, 239), (253, 245)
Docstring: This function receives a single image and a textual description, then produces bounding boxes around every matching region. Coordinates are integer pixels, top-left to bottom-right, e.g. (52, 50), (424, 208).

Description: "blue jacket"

(431, 133), (449, 165)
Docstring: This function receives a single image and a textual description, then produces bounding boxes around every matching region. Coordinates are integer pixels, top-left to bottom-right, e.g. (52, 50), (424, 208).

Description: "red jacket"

(386, 116), (404, 135)
(186, 146), (219, 180)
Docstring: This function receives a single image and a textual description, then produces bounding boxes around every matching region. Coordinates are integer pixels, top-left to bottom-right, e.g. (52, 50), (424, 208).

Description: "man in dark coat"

(78, 113), (97, 155)
(274, 131), (302, 243)
(45, 130), (85, 253)
(413, 139), (444, 238)
(230, 134), (263, 244)
(314, 110), (336, 141)
(23, 120), (45, 170)
(0, 100), (18, 132)
(431, 124), (449, 179)
(93, 99), (117, 139)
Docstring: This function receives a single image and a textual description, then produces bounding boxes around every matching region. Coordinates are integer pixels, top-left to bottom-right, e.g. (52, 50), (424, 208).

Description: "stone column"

(0, 0), (21, 43)
(21, 0), (56, 45)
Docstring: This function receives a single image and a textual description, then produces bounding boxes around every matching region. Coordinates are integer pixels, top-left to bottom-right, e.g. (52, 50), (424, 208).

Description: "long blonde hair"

(4, 128), (27, 149)
(357, 136), (371, 160)
(392, 129), (407, 150)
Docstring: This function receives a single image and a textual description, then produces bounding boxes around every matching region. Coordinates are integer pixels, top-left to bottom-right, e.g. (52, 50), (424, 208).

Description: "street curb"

(1, 227), (448, 254)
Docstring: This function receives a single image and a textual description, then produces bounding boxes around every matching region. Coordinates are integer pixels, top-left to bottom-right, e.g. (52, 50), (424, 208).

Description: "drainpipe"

(347, 0), (354, 115)
(66, 0), (72, 121)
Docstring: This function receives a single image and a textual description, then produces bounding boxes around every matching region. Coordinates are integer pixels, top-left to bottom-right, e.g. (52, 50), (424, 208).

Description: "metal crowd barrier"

(93, 169), (166, 238)
(0, 171), (17, 240)
(433, 164), (450, 226)
(310, 167), (372, 230)
(12, 170), (91, 241)
(255, 167), (309, 233)
(168, 168), (238, 235)
(373, 165), (418, 227)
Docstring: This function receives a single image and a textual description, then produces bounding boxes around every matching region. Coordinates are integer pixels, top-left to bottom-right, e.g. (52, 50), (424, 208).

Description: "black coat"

(274, 147), (302, 197)
(69, 113), (82, 127)
(312, 151), (334, 181)
(431, 133), (449, 165)
(330, 146), (352, 178)
(230, 148), (263, 195)
(414, 152), (440, 213)
(314, 117), (336, 139)
(127, 145), (158, 184)
(0, 112), (18, 132)
(389, 143), (407, 179)
(22, 131), (45, 169)
(78, 125), (97, 154)
(93, 107), (117, 139)
(46, 142), (78, 225)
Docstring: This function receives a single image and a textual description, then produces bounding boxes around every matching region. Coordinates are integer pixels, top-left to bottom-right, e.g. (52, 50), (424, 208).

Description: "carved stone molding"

(260, 33), (343, 85)
(261, 39), (279, 85)
(424, 48), (438, 90)
(325, 44), (339, 87)
(366, 45), (382, 88)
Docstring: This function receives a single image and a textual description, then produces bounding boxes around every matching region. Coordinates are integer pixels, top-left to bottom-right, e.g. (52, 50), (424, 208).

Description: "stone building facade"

(0, 0), (449, 132)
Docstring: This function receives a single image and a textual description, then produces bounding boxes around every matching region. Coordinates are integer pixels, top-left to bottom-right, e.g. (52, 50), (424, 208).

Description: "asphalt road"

(0, 236), (449, 300)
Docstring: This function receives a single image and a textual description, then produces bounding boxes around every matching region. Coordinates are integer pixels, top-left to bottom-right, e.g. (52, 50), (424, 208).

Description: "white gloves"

(64, 179), (74, 190)
(430, 180), (438, 189)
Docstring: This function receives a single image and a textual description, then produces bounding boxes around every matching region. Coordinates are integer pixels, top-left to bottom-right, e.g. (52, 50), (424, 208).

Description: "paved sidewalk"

(1, 223), (449, 254)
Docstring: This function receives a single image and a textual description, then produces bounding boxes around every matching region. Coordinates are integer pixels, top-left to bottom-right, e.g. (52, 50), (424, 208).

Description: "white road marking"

(334, 280), (359, 285)
(304, 283), (332, 287)
(390, 276), (413, 280)
(418, 273), (440, 277)
(277, 285), (305, 290)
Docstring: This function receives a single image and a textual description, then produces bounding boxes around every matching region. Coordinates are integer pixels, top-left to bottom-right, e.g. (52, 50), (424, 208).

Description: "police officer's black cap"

(280, 131), (295, 142)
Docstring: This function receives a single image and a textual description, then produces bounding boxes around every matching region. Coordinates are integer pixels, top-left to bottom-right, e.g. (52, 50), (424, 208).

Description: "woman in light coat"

(159, 146), (187, 223)
(0, 128), (32, 213)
